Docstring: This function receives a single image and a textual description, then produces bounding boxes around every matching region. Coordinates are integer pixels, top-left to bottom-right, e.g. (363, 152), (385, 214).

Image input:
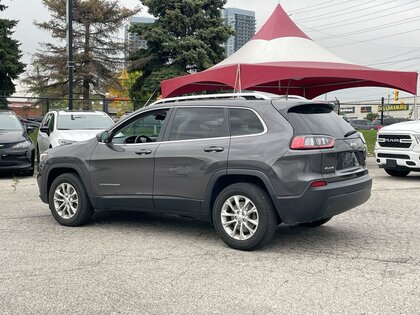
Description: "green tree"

(129, 0), (232, 105)
(0, 1), (25, 109)
(26, 0), (139, 109)
(365, 112), (378, 121)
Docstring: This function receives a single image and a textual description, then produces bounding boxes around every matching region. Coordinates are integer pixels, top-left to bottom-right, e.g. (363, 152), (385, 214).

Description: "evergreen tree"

(0, 0), (25, 109)
(129, 0), (232, 104)
(26, 0), (139, 109)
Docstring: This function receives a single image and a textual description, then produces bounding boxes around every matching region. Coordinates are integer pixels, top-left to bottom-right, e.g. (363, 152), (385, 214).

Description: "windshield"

(57, 114), (114, 130)
(0, 114), (23, 131)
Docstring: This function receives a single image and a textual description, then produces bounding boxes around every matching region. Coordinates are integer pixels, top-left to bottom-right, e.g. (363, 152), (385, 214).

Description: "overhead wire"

(315, 15), (420, 41)
(326, 27), (420, 48)
(296, 0), (397, 23)
(289, 0), (353, 15)
(302, 0), (419, 31)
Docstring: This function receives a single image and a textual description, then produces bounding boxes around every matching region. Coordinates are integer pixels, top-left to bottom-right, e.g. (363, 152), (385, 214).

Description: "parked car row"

(348, 117), (411, 130)
(1, 110), (115, 176)
(0, 111), (36, 176)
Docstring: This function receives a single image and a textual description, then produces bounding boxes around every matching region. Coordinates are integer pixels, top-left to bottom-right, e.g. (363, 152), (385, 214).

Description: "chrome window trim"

(102, 106), (268, 146)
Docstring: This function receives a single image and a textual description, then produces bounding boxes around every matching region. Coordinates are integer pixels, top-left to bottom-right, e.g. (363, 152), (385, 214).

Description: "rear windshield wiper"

(344, 130), (358, 138)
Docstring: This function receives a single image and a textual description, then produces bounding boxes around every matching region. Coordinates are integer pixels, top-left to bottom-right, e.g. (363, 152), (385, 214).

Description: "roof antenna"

(285, 79), (291, 100)
(145, 83), (161, 107)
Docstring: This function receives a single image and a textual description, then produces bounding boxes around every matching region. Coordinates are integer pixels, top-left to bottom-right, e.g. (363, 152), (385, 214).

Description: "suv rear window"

(230, 109), (264, 136)
(169, 108), (227, 141)
(280, 103), (353, 139)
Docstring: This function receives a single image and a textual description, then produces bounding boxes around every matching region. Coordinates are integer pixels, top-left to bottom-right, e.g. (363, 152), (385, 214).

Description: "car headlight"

(58, 139), (76, 146)
(39, 152), (48, 164)
(12, 140), (31, 149)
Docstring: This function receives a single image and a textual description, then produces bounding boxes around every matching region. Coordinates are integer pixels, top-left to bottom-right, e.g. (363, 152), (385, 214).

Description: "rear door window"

(229, 108), (264, 136)
(169, 107), (227, 141)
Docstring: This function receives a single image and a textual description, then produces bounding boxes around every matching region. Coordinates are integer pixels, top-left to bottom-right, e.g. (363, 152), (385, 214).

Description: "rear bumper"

(275, 174), (372, 224)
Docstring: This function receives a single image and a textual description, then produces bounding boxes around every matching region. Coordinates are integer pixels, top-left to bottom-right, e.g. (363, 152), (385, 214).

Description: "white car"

(374, 120), (420, 177)
(37, 110), (114, 157)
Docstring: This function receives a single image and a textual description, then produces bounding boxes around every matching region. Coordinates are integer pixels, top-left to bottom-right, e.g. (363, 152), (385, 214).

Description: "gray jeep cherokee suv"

(37, 93), (372, 250)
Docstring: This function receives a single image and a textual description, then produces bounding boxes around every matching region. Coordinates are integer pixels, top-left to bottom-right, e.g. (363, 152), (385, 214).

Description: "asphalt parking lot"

(0, 158), (419, 314)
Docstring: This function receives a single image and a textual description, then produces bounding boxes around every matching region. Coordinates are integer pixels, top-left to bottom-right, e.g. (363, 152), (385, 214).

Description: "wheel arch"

(202, 169), (282, 224)
(46, 164), (95, 207)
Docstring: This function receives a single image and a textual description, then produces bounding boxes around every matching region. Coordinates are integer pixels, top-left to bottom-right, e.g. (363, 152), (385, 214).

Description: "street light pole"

(67, 0), (74, 110)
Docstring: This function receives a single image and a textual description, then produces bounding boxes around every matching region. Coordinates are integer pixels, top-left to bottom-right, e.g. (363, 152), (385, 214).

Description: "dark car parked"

(0, 111), (36, 176)
(371, 117), (411, 130)
(37, 93), (372, 250)
(349, 119), (372, 130)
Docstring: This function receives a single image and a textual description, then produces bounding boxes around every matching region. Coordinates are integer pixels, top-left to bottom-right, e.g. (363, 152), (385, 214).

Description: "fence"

(4, 96), (152, 119)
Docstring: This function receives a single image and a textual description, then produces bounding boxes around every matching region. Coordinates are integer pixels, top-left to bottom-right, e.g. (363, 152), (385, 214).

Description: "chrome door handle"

(135, 149), (152, 155)
(203, 146), (224, 153)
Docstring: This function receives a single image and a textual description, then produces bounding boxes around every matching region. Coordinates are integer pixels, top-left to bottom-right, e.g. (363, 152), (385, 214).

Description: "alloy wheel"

(220, 195), (259, 240)
(53, 183), (79, 219)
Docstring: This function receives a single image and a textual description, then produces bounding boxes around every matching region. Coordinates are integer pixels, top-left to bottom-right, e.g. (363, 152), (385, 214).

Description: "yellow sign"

(378, 103), (408, 111)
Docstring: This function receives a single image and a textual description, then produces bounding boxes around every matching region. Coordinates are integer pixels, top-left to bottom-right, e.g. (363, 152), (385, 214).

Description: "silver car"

(37, 110), (114, 158)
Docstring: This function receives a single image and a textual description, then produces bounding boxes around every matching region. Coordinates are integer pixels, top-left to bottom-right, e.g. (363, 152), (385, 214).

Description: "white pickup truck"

(375, 120), (420, 177)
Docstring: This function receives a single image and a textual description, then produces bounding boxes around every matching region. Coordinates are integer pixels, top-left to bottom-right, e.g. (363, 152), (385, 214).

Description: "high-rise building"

(124, 16), (155, 52)
(222, 8), (256, 57)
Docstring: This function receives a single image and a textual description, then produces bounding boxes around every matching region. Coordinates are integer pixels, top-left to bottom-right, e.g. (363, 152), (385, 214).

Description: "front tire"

(384, 169), (410, 177)
(213, 183), (277, 251)
(48, 173), (93, 226)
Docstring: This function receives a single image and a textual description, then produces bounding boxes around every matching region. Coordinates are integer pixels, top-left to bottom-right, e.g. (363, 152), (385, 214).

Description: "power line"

(299, 21), (420, 50)
(367, 57), (420, 67)
(289, 0), (353, 15)
(296, 0), (397, 23)
(326, 28), (420, 48)
(303, 0), (419, 31)
(315, 15), (420, 41)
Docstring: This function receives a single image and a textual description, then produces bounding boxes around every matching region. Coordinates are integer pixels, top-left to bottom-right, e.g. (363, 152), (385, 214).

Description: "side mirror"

(97, 131), (110, 143)
(26, 125), (35, 134)
(40, 126), (50, 136)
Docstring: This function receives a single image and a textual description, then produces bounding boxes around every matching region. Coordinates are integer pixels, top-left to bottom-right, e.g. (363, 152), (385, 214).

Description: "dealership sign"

(378, 103), (409, 111)
(340, 107), (355, 114)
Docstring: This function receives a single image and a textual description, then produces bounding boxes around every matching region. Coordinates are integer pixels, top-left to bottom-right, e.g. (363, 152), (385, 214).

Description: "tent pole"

(414, 94), (418, 120)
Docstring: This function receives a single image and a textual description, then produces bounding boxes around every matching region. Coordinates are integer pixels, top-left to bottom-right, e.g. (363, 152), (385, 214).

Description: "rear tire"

(213, 183), (277, 251)
(299, 217), (332, 227)
(384, 169), (410, 177)
(48, 173), (93, 226)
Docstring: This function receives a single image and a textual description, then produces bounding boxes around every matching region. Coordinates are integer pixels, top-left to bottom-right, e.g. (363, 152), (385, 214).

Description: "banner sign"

(378, 104), (409, 111)
(340, 107), (355, 114)
(361, 106), (372, 113)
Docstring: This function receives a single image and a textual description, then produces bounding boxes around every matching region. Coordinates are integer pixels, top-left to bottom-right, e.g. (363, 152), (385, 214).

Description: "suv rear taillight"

(290, 135), (335, 150)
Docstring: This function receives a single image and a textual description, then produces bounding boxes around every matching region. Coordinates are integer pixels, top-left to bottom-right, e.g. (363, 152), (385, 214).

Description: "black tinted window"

(285, 104), (353, 138)
(169, 108), (226, 141)
(230, 109), (264, 136)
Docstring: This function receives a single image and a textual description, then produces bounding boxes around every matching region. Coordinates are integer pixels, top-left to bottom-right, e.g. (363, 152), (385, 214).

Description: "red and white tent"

(161, 4), (418, 101)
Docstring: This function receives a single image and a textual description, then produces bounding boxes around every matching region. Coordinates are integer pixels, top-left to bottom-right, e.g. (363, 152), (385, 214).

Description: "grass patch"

(29, 128), (39, 145)
(358, 129), (377, 156)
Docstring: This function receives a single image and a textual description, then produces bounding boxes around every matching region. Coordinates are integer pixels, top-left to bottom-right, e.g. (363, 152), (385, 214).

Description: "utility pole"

(381, 97), (384, 126)
(67, 0), (74, 110)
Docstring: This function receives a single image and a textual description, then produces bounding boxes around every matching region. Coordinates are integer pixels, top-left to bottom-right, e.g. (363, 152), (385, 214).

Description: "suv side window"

(112, 109), (169, 144)
(169, 107), (227, 141)
(41, 113), (51, 128)
(229, 108), (264, 136)
(48, 113), (55, 132)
